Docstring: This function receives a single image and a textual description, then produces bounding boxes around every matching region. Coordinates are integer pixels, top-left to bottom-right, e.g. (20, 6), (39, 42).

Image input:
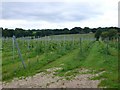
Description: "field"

(2, 34), (119, 88)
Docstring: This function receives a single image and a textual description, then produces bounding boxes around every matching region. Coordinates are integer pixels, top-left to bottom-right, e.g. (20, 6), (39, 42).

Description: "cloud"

(2, 2), (102, 22)
(0, 0), (119, 29)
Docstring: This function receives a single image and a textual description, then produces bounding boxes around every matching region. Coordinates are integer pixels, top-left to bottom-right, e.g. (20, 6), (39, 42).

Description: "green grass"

(2, 34), (119, 88)
(80, 41), (118, 88)
(43, 33), (94, 40)
(38, 41), (118, 88)
(2, 34), (84, 81)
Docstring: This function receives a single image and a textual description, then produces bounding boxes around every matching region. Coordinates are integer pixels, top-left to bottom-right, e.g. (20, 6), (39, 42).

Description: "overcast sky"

(0, 0), (119, 29)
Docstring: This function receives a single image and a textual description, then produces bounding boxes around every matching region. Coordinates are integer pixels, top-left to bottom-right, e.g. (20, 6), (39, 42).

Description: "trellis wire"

(11, 35), (95, 71)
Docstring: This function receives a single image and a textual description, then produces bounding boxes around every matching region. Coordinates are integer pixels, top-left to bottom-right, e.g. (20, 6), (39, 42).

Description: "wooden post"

(80, 38), (82, 53)
(27, 37), (30, 67)
(72, 36), (74, 48)
(105, 38), (109, 61)
(36, 40), (39, 63)
(12, 36), (15, 63)
(64, 36), (66, 51)
(106, 38), (109, 55)
(27, 37), (30, 51)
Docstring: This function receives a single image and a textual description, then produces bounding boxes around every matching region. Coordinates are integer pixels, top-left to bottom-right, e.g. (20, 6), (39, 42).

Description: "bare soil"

(2, 67), (102, 88)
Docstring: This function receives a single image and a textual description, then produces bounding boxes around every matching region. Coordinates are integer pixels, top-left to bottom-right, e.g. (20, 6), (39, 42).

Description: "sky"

(0, 0), (119, 29)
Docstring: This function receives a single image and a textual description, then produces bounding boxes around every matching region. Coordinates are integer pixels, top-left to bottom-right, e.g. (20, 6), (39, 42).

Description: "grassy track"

(81, 41), (118, 88)
(39, 41), (118, 88)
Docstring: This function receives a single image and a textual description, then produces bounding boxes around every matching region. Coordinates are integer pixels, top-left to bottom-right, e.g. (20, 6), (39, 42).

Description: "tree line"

(1, 27), (120, 39)
(95, 28), (119, 41)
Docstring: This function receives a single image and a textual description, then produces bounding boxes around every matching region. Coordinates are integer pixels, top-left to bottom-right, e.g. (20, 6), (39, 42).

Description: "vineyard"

(2, 34), (119, 88)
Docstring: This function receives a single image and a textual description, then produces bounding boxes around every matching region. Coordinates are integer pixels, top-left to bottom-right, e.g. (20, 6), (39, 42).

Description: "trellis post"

(80, 38), (82, 53)
(13, 35), (26, 69)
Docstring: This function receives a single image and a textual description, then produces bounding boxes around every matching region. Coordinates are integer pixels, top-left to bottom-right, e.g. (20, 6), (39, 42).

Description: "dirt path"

(2, 67), (103, 88)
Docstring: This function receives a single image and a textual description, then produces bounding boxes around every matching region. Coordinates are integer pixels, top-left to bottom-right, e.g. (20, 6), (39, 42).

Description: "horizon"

(1, 26), (119, 30)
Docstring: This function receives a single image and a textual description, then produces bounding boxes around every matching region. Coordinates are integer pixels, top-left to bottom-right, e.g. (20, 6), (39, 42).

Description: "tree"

(108, 29), (118, 40)
(95, 28), (102, 41)
(101, 31), (109, 40)
(83, 27), (91, 33)
(63, 28), (69, 34)
(70, 27), (82, 34)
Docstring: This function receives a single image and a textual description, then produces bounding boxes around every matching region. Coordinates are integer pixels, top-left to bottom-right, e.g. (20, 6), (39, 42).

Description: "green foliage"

(2, 34), (118, 88)
(95, 28), (102, 41)
(3, 34), (90, 81)
(2, 27), (119, 38)
(100, 29), (118, 41)
(108, 29), (118, 40)
(101, 31), (109, 40)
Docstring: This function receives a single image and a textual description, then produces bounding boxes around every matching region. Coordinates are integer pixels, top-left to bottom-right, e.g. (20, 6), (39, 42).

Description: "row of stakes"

(12, 35), (97, 70)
